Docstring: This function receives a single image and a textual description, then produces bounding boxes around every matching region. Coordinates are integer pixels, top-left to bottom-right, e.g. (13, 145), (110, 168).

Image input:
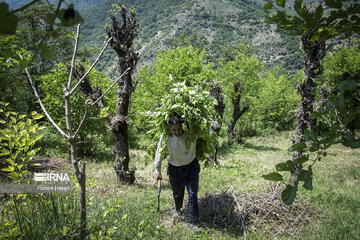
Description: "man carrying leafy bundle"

(154, 115), (202, 232)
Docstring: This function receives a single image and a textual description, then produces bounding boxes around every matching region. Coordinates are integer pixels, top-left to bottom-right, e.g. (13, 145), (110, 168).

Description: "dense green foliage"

(238, 69), (300, 136)
(320, 42), (360, 135)
(40, 62), (116, 156)
(40, 62), (114, 128)
(0, 35), (33, 113)
(132, 44), (301, 143)
(131, 46), (214, 134)
(218, 45), (263, 139)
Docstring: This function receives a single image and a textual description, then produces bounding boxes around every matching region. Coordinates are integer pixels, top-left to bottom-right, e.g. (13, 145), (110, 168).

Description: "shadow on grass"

(243, 142), (281, 152)
(183, 192), (246, 237)
(216, 141), (281, 158)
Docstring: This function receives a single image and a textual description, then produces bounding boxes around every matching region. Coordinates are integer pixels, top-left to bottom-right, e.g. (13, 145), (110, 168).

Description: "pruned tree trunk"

(74, 6), (138, 184)
(105, 6), (138, 184)
(209, 80), (225, 164)
(290, 30), (325, 186)
(227, 83), (249, 140)
(74, 60), (135, 184)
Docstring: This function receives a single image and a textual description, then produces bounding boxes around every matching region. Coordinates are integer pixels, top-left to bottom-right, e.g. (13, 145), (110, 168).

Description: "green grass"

(80, 131), (360, 239)
(1, 131), (359, 239)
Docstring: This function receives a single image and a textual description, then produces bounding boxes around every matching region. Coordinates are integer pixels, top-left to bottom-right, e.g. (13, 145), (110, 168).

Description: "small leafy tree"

(219, 44), (263, 141)
(0, 102), (45, 183)
(21, 24), (127, 239)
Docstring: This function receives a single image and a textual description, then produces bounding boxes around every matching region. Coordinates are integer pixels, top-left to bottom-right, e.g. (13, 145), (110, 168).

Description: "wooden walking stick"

(157, 178), (161, 211)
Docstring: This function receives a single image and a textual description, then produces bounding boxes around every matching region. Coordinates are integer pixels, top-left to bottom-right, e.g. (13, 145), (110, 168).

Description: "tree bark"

(65, 90), (87, 239)
(106, 6), (138, 184)
(290, 30), (325, 186)
(227, 83), (249, 140)
(209, 81), (225, 164)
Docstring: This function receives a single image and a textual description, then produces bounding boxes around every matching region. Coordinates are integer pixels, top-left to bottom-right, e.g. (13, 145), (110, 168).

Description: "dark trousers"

(167, 158), (200, 224)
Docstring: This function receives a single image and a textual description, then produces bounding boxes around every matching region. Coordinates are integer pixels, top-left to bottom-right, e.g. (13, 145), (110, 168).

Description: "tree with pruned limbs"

(23, 24), (129, 239)
(75, 5), (138, 184)
(263, 0), (360, 205)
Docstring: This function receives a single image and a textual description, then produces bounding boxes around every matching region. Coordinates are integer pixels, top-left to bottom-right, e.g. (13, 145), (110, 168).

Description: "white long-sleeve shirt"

(154, 133), (197, 175)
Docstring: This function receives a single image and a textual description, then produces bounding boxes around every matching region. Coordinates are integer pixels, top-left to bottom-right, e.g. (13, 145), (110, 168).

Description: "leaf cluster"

(131, 46), (214, 134)
(147, 81), (218, 165)
(262, 126), (334, 205)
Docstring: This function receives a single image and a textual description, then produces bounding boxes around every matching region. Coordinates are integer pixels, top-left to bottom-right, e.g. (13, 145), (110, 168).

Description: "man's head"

(167, 115), (183, 137)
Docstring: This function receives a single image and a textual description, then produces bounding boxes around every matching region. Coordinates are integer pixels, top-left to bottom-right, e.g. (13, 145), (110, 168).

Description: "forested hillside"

(80, 0), (303, 72)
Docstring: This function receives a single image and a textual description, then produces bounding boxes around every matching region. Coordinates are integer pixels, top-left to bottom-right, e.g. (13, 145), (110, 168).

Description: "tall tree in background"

(209, 80), (225, 164)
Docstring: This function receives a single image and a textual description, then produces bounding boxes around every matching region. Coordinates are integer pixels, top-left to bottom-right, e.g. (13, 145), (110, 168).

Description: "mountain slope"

(80, 0), (303, 73)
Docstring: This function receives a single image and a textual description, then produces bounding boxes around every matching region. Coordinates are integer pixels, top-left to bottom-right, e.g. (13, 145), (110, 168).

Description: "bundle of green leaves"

(147, 81), (218, 165)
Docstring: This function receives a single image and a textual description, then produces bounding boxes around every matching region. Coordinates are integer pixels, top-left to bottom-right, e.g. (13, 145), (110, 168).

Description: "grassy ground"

(77, 131), (359, 239)
(1, 131), (359, 239)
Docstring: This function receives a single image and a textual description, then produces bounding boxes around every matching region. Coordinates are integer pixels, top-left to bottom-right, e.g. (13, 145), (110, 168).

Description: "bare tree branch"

(73, 67), (131, 137)
(20, 54), (70, 139)
(74, 108), (89, 138)
(92, 67), (131, 107)
(69, 37), (113, 96)
(67, 24), (81, 90)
